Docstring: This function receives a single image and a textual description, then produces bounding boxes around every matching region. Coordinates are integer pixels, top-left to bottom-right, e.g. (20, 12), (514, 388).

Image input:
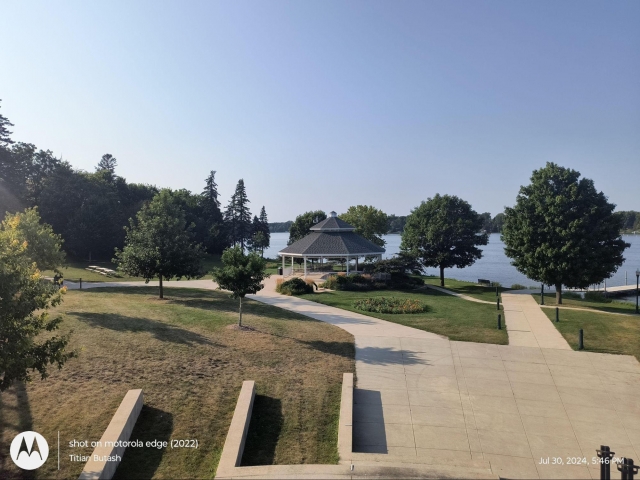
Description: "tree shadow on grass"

(0, 382), (35, 479)
(113, 406), (173, 480)
(69, 312), (219, 346)
(241, 396), (283, 466)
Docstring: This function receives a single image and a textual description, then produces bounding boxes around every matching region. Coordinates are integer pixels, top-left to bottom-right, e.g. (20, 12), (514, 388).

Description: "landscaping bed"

(300, 288), (507, 344)
(0, 287), (354, 479)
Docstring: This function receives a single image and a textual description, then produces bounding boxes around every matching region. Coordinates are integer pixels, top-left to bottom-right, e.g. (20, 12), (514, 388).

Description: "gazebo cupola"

(279, 210), (385, 277)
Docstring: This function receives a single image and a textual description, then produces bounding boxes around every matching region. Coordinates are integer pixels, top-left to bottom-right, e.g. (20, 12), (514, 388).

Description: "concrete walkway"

(65, 277), (640, 478)
(501, 293), (572, 350)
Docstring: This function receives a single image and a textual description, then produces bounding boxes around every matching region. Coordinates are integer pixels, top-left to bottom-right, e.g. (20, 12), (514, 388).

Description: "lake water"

(265, 232), (640, 291)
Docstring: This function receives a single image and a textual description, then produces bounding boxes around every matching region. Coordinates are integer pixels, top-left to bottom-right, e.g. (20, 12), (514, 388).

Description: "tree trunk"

(238, 296), (243, 326)
(555, 283), (562, 305)
(439, 265), (445, 287)
(159, 274), (164, 299)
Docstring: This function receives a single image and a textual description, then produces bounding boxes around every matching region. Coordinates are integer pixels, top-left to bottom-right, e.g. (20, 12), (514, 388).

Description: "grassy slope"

(422, 276), (511, 302)
(542, 308), (640, 362)
(43, 255), (280, 282)
(0, 288), (354, 479)
(299, 288), (507, 345)
(533, 292), (637, 315)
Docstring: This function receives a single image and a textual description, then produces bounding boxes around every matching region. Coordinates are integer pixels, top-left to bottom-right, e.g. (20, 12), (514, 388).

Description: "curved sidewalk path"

(65, 278), (640, 479)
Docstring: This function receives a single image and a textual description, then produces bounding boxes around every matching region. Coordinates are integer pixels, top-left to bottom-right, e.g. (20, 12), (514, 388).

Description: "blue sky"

(1, 1), (638, 221)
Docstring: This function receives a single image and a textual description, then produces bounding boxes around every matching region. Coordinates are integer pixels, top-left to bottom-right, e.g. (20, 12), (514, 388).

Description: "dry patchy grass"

(0, 287), (354, 479)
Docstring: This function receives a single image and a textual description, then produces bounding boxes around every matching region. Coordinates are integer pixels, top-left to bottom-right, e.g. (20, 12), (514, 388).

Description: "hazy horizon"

(2, 1), (638, 221)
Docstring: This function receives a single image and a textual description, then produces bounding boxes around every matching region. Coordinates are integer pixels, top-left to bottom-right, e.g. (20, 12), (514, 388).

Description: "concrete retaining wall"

(338, 373), (353, 463)
(79, 389), (143, 480)
(216, 380), (256, 476)
(216, 375), (354, 478)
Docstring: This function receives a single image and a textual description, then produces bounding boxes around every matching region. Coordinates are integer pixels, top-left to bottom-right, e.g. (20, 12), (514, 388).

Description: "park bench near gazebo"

(279, 211), (385, 278)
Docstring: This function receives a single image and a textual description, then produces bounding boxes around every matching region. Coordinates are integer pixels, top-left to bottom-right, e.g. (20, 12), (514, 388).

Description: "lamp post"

(636, 269), (639, 314)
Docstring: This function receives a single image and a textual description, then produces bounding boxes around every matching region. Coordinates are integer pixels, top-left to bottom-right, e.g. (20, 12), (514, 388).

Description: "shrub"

(584, 291), (612, 303)
(353, 297), (429, 314)
(276, 277), (315, 296)
(510, 284), (527, 290)
(322, 274), (374, 291)
(562, 291), (582, 300)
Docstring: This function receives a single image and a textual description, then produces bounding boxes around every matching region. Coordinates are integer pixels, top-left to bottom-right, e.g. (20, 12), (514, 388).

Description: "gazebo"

(279, 211), (385, 278)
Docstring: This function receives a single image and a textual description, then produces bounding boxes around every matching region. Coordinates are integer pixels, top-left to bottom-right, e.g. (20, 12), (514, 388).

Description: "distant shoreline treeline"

(271, 210), (640, 235)
(270, 212), (508, 234)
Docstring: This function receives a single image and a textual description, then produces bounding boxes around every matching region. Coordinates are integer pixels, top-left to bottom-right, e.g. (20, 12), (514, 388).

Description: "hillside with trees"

(0, 102), (270, 262)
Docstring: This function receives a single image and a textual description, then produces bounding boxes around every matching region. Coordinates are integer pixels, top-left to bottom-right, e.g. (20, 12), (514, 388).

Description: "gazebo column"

(346, 256), (350, 275)
(291, 256), (294, 275)
(304, 256), (307, 278)
(282, 256), (285, 276)
(356, 257), (359, 272)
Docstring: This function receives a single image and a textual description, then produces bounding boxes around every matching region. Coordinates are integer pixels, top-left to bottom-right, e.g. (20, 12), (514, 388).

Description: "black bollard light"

(496, 286), (499, 297)
(596, 445), (615, 480)
(541, 284), (545, 305)
(497, 297), (500, 310)
(617, 457), (639, 480)
(578, 329), (584, 350)
(498, 314), (502, 330)
(555, 307), (559, 323)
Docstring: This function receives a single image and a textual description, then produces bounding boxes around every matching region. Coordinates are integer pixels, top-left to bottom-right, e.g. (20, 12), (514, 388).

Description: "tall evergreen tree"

(258, 205), (270, 253)
(0, 100), (14, 147)
(96, 153), (117, 174)
(225, 179), (252, 251)
(201, 170), (227, 253)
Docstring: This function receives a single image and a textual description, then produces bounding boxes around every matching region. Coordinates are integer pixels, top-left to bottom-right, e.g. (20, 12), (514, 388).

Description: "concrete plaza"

(68, 277), (640, 478)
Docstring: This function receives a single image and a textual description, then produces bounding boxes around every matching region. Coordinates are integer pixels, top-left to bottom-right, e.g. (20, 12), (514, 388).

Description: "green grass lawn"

(422, 276), (512, 302)
(299, 287), (508, 345)
(0, 287), (354, 479)
(43, 255), (280, 283)
(542, 308), (640, 361)
(533, 292), (637, 315)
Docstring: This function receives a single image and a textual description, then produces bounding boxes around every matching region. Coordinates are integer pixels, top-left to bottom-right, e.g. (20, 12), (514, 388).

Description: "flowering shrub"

(353, 297), (428, 314)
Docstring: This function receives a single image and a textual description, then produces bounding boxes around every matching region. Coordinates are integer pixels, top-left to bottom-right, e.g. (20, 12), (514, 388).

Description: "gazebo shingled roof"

(278, 211), (385, 276)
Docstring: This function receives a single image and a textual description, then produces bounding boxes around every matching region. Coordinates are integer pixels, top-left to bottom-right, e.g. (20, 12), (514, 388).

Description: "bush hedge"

(353, 297), (429, 314)
(276, 277), (315, 296)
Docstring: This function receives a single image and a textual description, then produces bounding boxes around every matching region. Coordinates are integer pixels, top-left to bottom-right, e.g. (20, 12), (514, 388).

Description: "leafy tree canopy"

(502, 162), (629, 303)
(211, 246), (270, 326)
(288, 210), (326, 245)
(2, 207), (65, 271)
(340, 205), (389, 248)
(113, 189), (204, 298)
(0, 209), (74, 391)
(400, 194), (488, 286)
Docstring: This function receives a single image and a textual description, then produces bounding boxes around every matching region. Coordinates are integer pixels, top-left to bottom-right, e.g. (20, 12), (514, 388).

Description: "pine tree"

(96, 153), (117, 174)
(258, 206), (270, 256)
(201, 171), (226, 253)
(225, 179), (252, 250)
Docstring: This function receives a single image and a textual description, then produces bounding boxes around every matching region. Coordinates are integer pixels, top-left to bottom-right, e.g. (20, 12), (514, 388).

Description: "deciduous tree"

(0, 209), (74, 391)
(340, 205), (389, 248)
(288, 210), (326, 245)
(401, 194), (488, 287)
(113, 189), (204, 298)
(211, 246), (270, 326)
(502, 163), (629, 303)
